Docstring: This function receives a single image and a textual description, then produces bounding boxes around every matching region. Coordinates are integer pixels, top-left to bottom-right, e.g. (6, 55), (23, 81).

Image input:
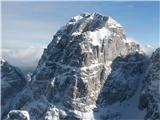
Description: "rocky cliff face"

(1, 13), (158, 120)
(139, 48), (160, 120)
(28, 13), (145, 119)
(0, 58), (27, 119)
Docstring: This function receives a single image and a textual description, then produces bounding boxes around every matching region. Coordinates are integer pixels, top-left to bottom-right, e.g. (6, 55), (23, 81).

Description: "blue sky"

(1, 1), (160, 68)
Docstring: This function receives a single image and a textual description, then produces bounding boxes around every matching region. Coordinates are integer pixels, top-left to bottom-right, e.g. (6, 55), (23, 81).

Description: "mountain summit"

(1, 13), (159, 120)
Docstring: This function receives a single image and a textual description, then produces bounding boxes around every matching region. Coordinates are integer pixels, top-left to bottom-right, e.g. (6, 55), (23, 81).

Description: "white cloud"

(127, 37), (155, 56)
(126, 37), (139, 44)
(0, 46), (45, 69)
(142, 44), (155, 56)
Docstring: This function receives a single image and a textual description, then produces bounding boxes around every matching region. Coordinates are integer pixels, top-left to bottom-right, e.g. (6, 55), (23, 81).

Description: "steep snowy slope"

(139, 48), (160, 120)
(0, 58), (27, 119)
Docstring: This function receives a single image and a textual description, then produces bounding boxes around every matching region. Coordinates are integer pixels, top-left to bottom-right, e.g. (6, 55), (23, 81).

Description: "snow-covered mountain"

(0, 58), (27, 119)
(1, 13), (159, 120)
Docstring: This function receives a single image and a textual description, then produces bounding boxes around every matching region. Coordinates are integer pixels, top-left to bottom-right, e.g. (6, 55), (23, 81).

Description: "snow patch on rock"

(88, 27), (111, 46)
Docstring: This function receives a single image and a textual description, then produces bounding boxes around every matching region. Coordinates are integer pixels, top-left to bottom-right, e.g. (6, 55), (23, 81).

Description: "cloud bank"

(1, 46), (45, 70)
(127, 37), (156, 56)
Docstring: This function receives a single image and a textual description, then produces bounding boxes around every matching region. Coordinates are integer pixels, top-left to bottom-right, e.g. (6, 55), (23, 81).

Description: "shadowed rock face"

(97, 53), (146, 105)
(2, 13), (157, 120)
(1, 59), (27, 119)
(139, 48), (160, 120)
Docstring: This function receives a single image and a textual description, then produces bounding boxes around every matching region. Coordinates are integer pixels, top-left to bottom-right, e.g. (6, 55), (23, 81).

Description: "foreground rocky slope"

(139, 48), (160, 120)
(1, 13), (159, 120)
